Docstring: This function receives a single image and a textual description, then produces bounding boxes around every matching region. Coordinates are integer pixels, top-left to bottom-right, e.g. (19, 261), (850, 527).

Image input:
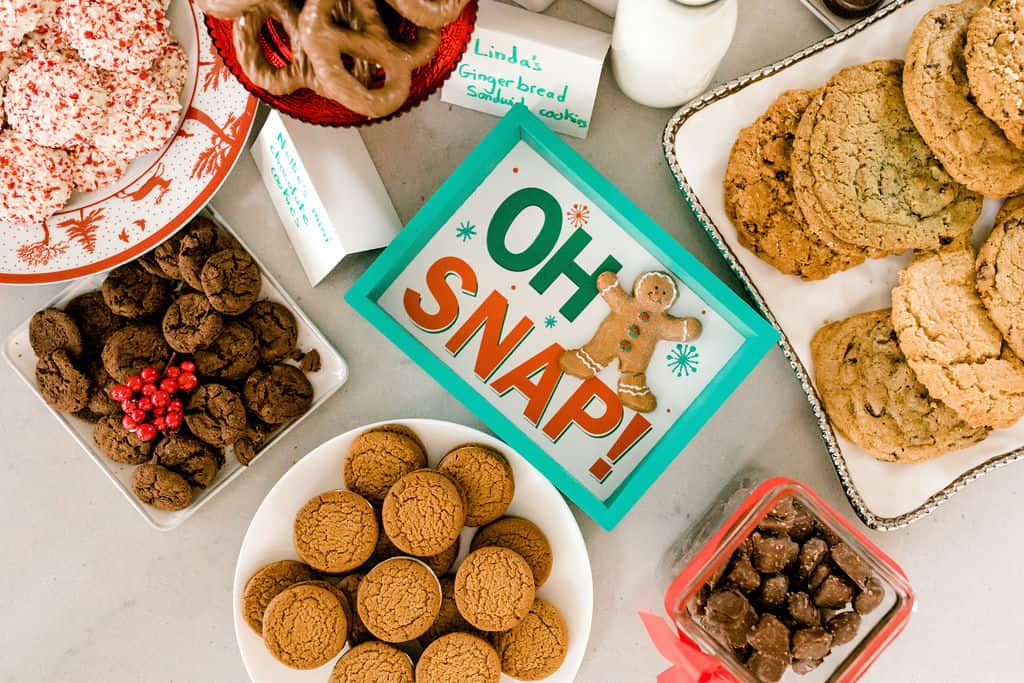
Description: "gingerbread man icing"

(559, 271), (702, 413)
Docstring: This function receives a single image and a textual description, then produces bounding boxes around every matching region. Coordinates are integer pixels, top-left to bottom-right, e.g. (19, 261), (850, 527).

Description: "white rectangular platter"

(2, 207), (348, 530)
(664, 0), (1024, 530)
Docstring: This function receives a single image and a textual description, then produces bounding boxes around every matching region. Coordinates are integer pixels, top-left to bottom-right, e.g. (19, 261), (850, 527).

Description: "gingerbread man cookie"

(560, 271), (701, 412)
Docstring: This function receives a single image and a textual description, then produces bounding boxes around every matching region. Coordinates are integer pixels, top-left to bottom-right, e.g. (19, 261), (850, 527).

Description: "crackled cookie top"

(491, 598), (570, 681)
(241, 560), (317, 634)
(344, 427), (428, 504)
(293, 489), (377, 573)
(724, 88), (866, 278)
(100, 324), (171, 382)
(416, 632), (500, 683)
(131, 463), (192, 511)
(242, 364), (313, 425)
(437, 444), (515, 527)
(162, 293), (223, 353)
(185, 384), (247, 447)
(334, 572), (371, 644)
(102, 262), (170, 319)
(422, 576), (474, 644)
(892, 245), (1024, 428)
(29, 308), (82, 358)
(904, 0), (1024, 197)
(154, 434), (222, 489)
(811, 309), (989, 462)
(261, 584), (348, 670)
(35, 349), (89, 412)
(977, 195), (1024, 357)
(793, 59), (981, 253)
(243, 301), (299, 364)
(65, 291), (122, 350)
(454, 547), (535, 632)
(193, 320), (258, 382)
(201, 248), (261, 315)
(93, 414), (152, 464)
(966, 0), (1024, 149)
(356, 557), (441, 642)
(329, 641), (414, 683)
(178, 218), (239, 290)
(153, 231), (184, 279)
(382, 469), (466, 557)
(471, 517), (552, 587)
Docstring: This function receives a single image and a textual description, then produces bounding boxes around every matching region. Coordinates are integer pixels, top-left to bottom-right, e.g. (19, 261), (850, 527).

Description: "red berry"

(164, 366), (181, 378)
(136, 423), (157, 441)
(110, 384), (131, 401)
(137, 397), (153, 412)
(153, 416), (167, 431)
(166, 412), (183, 429)
(180, 360), (195, 373)
(126, 375), (142, 391)
(130, 409), (147, 423)
(152, 390), (170, 407)
(159, 378), (178, 394)
(122, 414), (138, 431)
(168, 399), (184, 413)
(152, 404), (166, 416)
(178, 373), (198, 391)
(121, 399), (137, 413)
(141, 367), (159, 383)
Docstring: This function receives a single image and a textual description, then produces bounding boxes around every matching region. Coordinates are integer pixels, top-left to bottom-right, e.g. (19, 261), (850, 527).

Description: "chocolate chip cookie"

(93, 414), (153, 464)
(193, 320), (259, 381)
(329, 642), (414, 683)
(454, 547), (535, 632)
(65, 291), (122, 350)
(162, 292), (223, 353)
(416, 632), (500, 683)
(29, 308), (83, 358)
(242, 560), (318, 634)
(293, 489), (378, 573)
(131, 463), (193, 511)
(471, 517), (553, 587)
(966, 0), (1024, 149)
(357, 557), (442, 642)
(242, 364), (313, 425)
(177, 217), (239, 290)
(101, 262), (170, 318)
(184, 383), (247, 447)
(438, 444), (515, 527)
(35, 349), (90, 412)
(201, 248), (261, 315)
(154, 434), (223, 488)
(262, 583), (348, 669)
(243, 300), (299, 363)
(491, 598), (569, 680)
(101, 324), (171, 382)
(344, 427), (429, 504)
(977, 195), (1024, 357)
(382, 469), (466, 557)
(811, 309), (989, 462)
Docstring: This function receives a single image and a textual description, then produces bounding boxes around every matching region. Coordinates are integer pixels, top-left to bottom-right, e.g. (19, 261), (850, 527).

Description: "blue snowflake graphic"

(456, 220), (477, 241)
(544, 315), (557, 329)
(667, 343), (700, 377)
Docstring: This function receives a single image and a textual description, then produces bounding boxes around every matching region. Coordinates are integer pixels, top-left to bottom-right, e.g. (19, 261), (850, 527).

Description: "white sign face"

(377, 141), (743, 499)
(440, 0), (610, 139)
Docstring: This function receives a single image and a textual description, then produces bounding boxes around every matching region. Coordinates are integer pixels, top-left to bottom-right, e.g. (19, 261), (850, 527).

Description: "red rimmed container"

(642, 477), (914, 683)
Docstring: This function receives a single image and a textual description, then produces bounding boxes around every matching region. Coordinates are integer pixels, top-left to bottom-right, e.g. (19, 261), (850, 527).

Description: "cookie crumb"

(300, 349), (321, 373)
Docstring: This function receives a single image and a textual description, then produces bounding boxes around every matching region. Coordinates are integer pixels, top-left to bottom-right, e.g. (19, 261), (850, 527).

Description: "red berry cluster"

(110, 361), (198, 442)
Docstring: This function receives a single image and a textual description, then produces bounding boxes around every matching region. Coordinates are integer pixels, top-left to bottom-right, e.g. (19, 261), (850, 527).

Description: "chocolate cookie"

(84, 358), (119, 418)
(293, 489), (378, 573)
(137, 252), (171, 280)
(177, 217), (239, 290)
(153, 231), (185, 279)
(966, 0), (1024, 149)
(154, 434), (222, 488)
(233, 419), (270, 466)
(977, 196), (1024, 357)
(438, 444), (515, 527)
(417, 632), (500, 683)
(382, 469), (466, 557)
(242, 364), (313, 425)
(241, 560), (318, 634)
(344, 427), (429, 504)
(334, 572), (371, 644)
(262, 584), (348, 669)
(357, 557), (442, 643)
(131, 463), (192, 511)
(65, 291), (122, 350)
(904, 0), (1024, 197)
(422, 576), (475, 644)
(101, 324), (171, 382)
(329, 642), (414, 683)
(471, 517), (553, 587)
(193, 320), (259, 381)
(35, 349), (90, 412)
(201, 248), (261, 315)
(29, 308), (83, 358)
(243, 300), (299, 363)
(491, 598), (569, 680)
(93, 414), (153, 464)
(455, 547), (535, 632)
(185, 384), (247, 447)
(162, 293), (223, 353)
(101, 262), (170, 318)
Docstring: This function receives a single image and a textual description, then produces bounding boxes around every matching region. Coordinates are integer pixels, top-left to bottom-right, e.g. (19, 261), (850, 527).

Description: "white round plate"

(233, 418), (593, 682)
(0, 0), (257, 285)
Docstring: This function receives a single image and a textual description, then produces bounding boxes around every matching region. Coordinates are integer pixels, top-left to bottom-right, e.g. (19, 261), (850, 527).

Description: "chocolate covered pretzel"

(233, 0), (319, 96)
(197, 0), (264, 19)
(381, 0), (469, 28)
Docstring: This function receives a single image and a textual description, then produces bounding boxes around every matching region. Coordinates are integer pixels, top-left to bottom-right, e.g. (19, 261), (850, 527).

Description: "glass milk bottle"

(611, 0), (737, 108)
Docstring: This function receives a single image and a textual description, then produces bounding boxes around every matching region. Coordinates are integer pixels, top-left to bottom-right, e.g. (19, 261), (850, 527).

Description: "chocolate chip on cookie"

(241, 560), (318, 634)
(243, 300), (299, 364)
(65, 291), (123, 350)
(93, 414), (153, 464)
(471, 517), (553, 587)
(201, 248), (261, 315)
(329, 641), (414, 683)
(293, 489), (378, 574)
(177, 217), (239, 290)
(193, 320), (259, 382)
(438, 444), (515, 527)
(454, 547), (535, 632)
(416, 632), (500, 683)
(491, 598), (570, 680)
(101, 262), (170, 319)
(357, 557), (442, 643)
(101, 324), (171, 382)
(162, 292), (223, 353)
(382, 469), (466, 557)
(344, 427), (428, 504)
(185, 384), (247, 447)
(262, 584), (348, 669)
(29, 308), (83, 358)
(132, 463), (193, 511)
(35, 349), (90, 412)
(242, 364), (313, 425)
(154, 434), (223, 489)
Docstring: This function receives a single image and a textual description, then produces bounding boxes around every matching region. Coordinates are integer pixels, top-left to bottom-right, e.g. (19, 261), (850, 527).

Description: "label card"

(441, 0), (610, 139)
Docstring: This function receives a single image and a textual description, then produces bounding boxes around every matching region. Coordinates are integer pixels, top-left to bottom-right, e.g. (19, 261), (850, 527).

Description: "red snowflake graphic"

(567, 203), (590, 229)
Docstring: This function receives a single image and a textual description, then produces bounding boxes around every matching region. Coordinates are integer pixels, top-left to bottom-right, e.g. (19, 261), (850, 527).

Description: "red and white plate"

(0, 0), (257, 285)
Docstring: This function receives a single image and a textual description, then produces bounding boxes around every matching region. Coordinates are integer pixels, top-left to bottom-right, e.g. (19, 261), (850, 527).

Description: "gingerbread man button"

(559, 271), (701, 412)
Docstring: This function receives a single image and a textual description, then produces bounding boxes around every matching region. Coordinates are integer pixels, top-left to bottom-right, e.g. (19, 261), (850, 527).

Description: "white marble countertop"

(2, 1), (1022, 681)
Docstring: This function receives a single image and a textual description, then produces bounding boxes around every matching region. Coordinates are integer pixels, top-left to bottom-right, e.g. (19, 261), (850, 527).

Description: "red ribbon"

(638, 611), (734, 683)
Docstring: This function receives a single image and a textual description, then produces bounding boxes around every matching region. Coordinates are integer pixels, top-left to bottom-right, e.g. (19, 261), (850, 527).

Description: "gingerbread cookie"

(892, 245), (1024, 428)
(65, 290), (122, 350)
(185, 384), (247, 447)
(423, 536), (461, 576)
(294, 580), (354, 627)
(131, 463), (193, 511)
(154, 434), (223, 488)
(162, 292), (223, 353)
(262, 583), (348, 669)
(416, 632), (500, 683)
(792, 59), (981, 253)
(35, 349), (90, 412)
(101, 262), (170, 318)
(29, 308), (82, 358)
(904, 0), (1024, 197)
(101, 324), (171, 382)
(811, 309), (989, 462)
(329, 641), (414, 683)
(723, 88), (865, 278)
(242, 364), (313, 424)
(454, 547), (535, 632)
(153, 232), (185, 280)
(491, 598), (569, 680)
(193, 320), (259, 381)
(93, 414), (153, 464)
(422, 576), (474, 644)
(382, 469), (465, 557)
(241, 560), (318, 634)
(966, 0), (1024, 149)
(177, 217), (239, 290)
(344, 427), (428, 504)
(437, 444), (514, 527)
(243, 300), (299, 363)
(471, 517), (552, 587)
(356, 557), (442, 642)
(334, 572), (371, 644)
(560, 270), (701, 412)
(293, 489), (378, 573)
(977, 196), (1024, 358)
(201, 248), (261, 315)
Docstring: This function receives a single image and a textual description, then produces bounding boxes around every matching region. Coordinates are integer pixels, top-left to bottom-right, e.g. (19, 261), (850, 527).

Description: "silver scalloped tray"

(663, 0), (1024, 530)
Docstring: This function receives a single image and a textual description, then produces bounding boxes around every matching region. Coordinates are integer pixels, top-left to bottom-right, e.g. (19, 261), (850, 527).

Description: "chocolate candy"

(752, 533), (799, 573)
(792, 658), (823, 675)
(814, 575), (855, 609)
(854, 577), (885, 615)
(807, 562), (832, 591)
(787, 592), (821, 627)
(726, 553), (761, 593)
(797, 537), (828, 578)
(758, 575), (789, 609)
(792, 628), (832, 660)
(831, 542), (872, 590)
(747, 614), (790, 658)
(827, 611), (862, 647)
(747, 652), (788, 683)
(706, 589), (757, 649)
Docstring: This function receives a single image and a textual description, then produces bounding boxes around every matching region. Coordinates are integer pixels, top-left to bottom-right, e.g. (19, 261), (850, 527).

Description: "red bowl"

(205, 0), (476, 126)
